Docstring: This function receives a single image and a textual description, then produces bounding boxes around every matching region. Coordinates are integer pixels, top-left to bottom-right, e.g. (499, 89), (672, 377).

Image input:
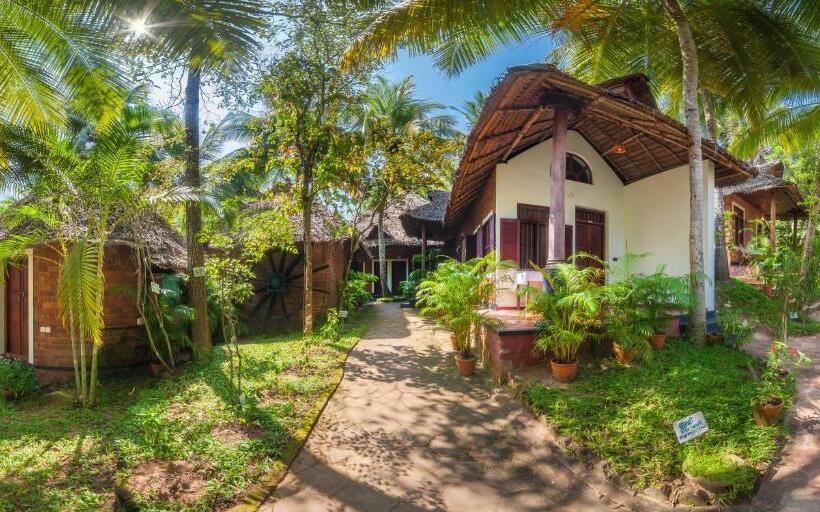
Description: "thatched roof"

(0, 206), (187, 271)
(399, 190), (450, 239)
(446, 64), (753, 226)
(248, 200), (342, 242)
(597, 74), (658, 110)
(720, 160), (804, 217)
(360, 193), (446, 248)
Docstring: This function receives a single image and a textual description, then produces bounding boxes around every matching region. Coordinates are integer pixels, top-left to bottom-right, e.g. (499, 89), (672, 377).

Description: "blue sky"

(383, 37), (552, 131)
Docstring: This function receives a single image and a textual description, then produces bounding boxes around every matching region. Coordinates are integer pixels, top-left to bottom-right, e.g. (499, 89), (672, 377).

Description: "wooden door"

(5, 262), (28, 360)
(390, 260), (408, 296)
(575, 208), (605, 270)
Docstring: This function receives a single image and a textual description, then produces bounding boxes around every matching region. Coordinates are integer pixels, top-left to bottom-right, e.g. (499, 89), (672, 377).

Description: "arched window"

(566, 153), (592, 184)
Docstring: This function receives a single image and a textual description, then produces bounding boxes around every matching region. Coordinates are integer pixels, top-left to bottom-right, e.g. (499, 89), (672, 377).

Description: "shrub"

(716, 303), (753, 347)
(0, 357), (37, 399)
(339, 271), (378, 311)
(318, 308), (343, 343)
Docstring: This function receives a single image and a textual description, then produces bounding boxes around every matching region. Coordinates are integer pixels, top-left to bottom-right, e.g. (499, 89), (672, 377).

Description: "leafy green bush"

(717, 278), (819, 337)
(339, 271), (378, 311)
(0, 357), (37, 399)
(399, 268), (426, 299)
(318, 308), (343, 343)
(717, 303), (754, 347)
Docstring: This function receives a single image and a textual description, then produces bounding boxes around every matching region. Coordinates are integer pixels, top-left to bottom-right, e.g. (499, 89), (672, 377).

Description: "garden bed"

(522, 339), (792, 504)
(0, 307), (373, 511)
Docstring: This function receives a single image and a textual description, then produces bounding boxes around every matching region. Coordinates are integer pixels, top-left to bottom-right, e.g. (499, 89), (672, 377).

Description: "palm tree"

(343, 0), (818, 343)
(0, 0), (122, 129)
(124, 1), (266, 359)
(356, 75), (456, 296)
(0, 100), (155, 405)
(454, 90), (488, 131)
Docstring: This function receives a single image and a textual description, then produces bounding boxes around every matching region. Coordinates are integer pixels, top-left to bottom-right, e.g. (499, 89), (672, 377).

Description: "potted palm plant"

(417, 253), (513, 377)
(625, 267), (689, 351)
(523, 263), (605, 383)
(602, 279), (652, 364)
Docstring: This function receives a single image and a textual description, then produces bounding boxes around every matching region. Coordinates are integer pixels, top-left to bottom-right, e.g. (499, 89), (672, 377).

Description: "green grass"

(523, 340), (791, 500)
(0, 307), (374, 511)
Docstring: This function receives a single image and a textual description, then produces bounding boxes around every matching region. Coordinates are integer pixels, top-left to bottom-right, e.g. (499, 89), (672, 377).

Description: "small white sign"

(150, 282), (161, 294)
(674, 411), (709, 444)
(193, 266), (206, 278)
(789, 311), (799, 320)
(39, 326), (51, 333)
(338, 310), (349, 319)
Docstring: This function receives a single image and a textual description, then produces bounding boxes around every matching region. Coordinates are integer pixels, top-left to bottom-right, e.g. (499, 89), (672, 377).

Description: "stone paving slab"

(261, 303), (668, 512)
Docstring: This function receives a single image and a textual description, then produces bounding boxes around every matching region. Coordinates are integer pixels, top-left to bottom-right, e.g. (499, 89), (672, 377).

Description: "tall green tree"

(355, 75), (456, 296)
(261, 0), (374, 335)
(0, 100), (155, 405)
(343, 0), (818, 343)
(124, 1), (266, 358)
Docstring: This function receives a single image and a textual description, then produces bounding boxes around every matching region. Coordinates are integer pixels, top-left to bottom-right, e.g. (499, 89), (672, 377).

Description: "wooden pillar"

(421, 224), (427, 271)
(769, 193), (777, 248)
(548, 107), (569, 263)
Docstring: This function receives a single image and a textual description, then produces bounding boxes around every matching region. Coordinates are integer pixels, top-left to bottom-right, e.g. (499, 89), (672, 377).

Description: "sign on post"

(674, 411), (708, 444)
(193, 266), (206, 278)
(150, 282), (161, 294)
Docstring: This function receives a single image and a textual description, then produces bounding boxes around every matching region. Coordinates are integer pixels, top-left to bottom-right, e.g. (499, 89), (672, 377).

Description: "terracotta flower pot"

(762, 284), (774, 297)
(550, 359), (578, 383)
(450, 334), (459, 351)
(149, 362), (165, 376)
(753, 399), (784, 426)
(455, 353), (477, 377)
(649, 333), (666, 351)
(706, 333), (723, 345)
(613, 343), (636, 364)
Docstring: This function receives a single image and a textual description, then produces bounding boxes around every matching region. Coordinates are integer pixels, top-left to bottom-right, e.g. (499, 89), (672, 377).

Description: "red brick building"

(1, 216), (186, 383)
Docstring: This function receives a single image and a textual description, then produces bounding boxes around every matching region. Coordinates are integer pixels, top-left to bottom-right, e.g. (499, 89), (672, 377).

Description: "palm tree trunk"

(663, 0), (707, 345)
(799, 175), (820, 281)
(702, 90), (730, 286)
(377, 210), (388, 297)
(184, 64), (212, 359)
(89, 344), (99, 405)
(302, 186), (314, 336)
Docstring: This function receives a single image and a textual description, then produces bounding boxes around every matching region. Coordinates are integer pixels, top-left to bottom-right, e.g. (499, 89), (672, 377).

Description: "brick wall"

(481, 325), (545, 383)
(245, 241), (349, 333)
(32, 244), (149, 382)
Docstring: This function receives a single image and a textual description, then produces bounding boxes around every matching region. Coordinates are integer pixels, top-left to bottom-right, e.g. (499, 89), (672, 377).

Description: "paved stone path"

(741, 325), (820, 512)
(261, 303), (665, 512)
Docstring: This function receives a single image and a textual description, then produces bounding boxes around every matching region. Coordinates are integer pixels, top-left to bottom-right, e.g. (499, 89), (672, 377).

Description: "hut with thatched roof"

(353, 191), (449, 296)
(0, 208), (186, 383)
(719, 160), (804, 268)
(432, 64), (751, 314)
(242, 201), (348, 332)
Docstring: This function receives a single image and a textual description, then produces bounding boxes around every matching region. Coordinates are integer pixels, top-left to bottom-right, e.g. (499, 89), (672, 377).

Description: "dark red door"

(575, 208), (605, 270)
(6, 261), (28, 360)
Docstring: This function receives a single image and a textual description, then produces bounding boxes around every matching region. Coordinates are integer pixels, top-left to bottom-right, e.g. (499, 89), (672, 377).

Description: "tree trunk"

(664, 0), (707, 345)
(184, 65), (212, 359)
(701, 90), (730, 286)
(377, 210), (388, 296)
(799, 174), (820, 281)
(700, 89), (718, 142)
(302, 188), (314, 336)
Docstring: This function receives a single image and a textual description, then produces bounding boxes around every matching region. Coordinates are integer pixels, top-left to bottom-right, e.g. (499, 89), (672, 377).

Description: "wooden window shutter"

(538, 222), (548, 267)
(476, 226), (484, 257)
(565, 225), (574, 261)
(499, 218), (519, 266)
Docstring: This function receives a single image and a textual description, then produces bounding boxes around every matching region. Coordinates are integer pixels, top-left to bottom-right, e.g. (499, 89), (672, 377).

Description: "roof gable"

(445, 64), (752, 226)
